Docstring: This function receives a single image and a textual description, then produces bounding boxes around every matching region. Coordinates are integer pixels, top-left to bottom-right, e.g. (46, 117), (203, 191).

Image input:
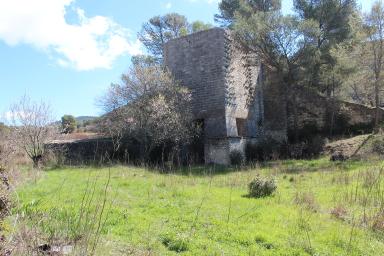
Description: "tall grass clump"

(10, 168), (113, 255)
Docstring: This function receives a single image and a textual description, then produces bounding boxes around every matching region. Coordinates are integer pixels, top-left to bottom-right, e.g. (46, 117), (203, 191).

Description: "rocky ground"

(324, 133), (384, 160)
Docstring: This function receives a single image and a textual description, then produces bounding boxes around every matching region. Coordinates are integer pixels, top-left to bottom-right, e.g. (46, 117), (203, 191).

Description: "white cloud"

(164, 2), (172, 9)
(0, 0), (142, 70)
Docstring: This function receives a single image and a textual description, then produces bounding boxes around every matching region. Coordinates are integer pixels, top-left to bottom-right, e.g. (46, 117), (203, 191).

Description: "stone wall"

(46, 137), (140, 165)
(223, 31), (265, 139)
(164, 28), (269, 164)
(164, 28), (227, 138)
(287, 89), (384, 137)
(164, 28), (288, 164)
(204, 137), (248, 165)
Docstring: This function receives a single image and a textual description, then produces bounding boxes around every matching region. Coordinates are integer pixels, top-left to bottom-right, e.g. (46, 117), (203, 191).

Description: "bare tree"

(99, 64), (195, 163)
(9, 95), (58, 168)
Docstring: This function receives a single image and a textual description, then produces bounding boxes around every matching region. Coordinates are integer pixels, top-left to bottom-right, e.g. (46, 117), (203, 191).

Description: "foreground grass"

(7, 159), (384, 255)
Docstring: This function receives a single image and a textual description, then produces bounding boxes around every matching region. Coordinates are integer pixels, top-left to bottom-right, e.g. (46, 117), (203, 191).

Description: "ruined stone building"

(164, 28), (383, 165)
(164, 28), (286, 164)
(50, 28), (383, 165)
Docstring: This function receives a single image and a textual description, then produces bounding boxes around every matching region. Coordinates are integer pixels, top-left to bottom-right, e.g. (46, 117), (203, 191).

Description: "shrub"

(229, 150), (244, 166)
(330, 152), (348, 162)
(288, 136), (325, 159)
(291, 122), (319, 142)
(248, 176), (277, 198)
(305, 135), (325, 157)
(245, 137), (287, 162)
(372, 138), (384, 155)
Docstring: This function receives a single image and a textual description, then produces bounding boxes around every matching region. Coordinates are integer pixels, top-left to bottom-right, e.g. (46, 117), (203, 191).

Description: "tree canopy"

(138, 13), (213, 63)
(215, 0), (281, 26)
(61, 115), (77, 134)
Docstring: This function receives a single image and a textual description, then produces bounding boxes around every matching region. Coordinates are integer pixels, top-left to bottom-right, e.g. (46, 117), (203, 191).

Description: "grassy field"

(6, 159), (384, 255)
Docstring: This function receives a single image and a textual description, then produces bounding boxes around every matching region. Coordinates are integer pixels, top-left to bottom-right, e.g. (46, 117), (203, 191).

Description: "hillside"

(75, 116), (98, 125)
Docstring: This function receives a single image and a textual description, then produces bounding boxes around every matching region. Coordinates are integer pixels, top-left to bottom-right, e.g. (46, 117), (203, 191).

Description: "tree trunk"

(328, 79), (336, 137)
(292, 91), (299, 143)
(32, 155), (42, 169)
(375, 80), (381, 132)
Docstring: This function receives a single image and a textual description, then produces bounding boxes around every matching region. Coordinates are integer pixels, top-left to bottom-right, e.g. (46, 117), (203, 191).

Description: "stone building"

(48, 28), (383, 166)
(164, 28), (286, 164)
(164, 27), (383, 165)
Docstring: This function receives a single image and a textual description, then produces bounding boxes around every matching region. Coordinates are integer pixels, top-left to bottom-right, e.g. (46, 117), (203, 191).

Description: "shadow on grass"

(43, 157), (373, 177)
(155, 164), (239, 176)
(44, 162), (241, 177)
(265, 158), (369, 174)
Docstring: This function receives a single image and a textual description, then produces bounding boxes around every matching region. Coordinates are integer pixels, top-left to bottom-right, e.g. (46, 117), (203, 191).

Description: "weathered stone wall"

(164, 28), (287, 164)
(46, 138), (140, 165)
(287, 89), (384, 136)
(204, 137), (248, 165)
(341, 101), (383, 126)
(223, 31), (265, 139)
(204, 139), (229, 165)
(164, 28), (227, 138)
(165, 28), (262, 164)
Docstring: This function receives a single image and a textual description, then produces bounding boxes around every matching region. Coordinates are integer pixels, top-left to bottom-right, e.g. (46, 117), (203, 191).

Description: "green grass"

(8, 159), (384, 255)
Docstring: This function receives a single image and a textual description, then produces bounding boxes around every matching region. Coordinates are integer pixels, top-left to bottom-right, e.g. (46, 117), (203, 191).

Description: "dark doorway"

(189, 119), (205, 164)
(236, 118), (247, 137)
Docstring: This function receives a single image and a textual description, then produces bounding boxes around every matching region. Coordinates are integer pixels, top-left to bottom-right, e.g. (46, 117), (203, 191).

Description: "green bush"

(248, 176), (277, 198)
(245, 137), (287, 162)
(229, 150), (244, 166)
(372, 138), (384, 155)
(300, 135), (325, 158)
(61, 115), (77, 134)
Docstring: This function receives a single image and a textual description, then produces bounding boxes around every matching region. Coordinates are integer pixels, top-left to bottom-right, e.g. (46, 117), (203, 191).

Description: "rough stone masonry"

(164, 27), (384, 165)
(164, 28), (287, 165)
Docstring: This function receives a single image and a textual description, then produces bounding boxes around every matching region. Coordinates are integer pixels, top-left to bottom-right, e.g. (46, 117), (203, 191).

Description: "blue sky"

(0, 0), (377, 121)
